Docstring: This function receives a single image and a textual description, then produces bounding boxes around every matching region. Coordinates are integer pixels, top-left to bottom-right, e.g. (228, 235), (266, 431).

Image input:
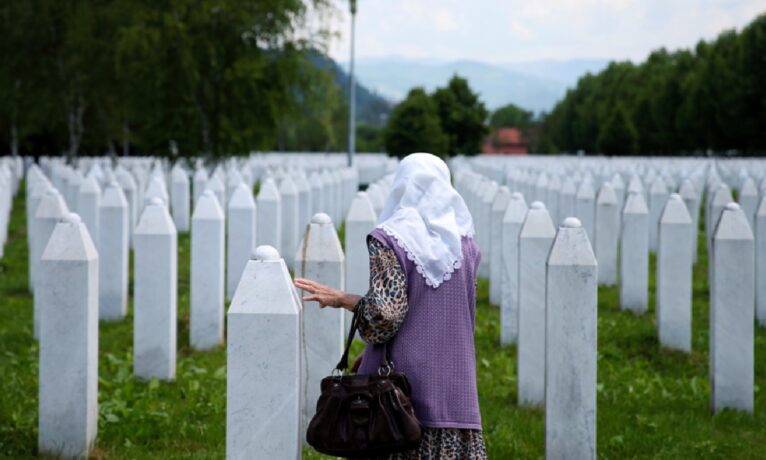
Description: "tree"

(384, 88), (447, 158)
(596, 103), (638, 155)
(489, 103), (533, 129)
(432, 75), (488, 155)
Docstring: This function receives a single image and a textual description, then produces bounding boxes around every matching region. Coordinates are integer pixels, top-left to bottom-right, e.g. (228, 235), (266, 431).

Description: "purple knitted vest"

(358, 228), (482, 430)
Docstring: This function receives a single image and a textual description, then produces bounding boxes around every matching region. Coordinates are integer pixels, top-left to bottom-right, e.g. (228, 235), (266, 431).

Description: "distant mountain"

(310, 53), (393, 127)
(341, 57), (610, 114)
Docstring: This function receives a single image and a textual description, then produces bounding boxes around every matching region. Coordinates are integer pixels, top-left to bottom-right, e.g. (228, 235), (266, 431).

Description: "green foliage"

(0, 0), (372, 158)
(384, 88), (448, 158)
(489, 103), (533, 129)
(4, 185), (766, 458)
(596, 102), (638, 154)
(541, 12), (766, 155)
(356, 123), (384, 152)
(431, 75), (489, 155)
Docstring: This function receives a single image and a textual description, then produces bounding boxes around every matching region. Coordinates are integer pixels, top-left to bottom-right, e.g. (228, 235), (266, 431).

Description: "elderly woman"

(295, 153), (486, 460)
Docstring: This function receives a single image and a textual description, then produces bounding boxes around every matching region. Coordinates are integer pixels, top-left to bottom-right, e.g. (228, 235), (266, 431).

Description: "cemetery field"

(2, 186), (766, 459)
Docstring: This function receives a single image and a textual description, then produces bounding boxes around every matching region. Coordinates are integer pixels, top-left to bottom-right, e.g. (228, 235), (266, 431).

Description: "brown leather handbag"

(306, 309), (422, 458)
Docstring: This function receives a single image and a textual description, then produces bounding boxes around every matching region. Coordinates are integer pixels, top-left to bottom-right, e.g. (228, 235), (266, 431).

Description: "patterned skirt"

(360, 428), (488, 460)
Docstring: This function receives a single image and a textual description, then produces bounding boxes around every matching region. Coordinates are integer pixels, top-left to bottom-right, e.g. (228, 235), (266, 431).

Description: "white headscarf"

(376, 153), (475, 288)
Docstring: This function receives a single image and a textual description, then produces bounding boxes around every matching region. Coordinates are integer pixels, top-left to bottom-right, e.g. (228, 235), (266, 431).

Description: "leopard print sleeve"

(355, 236), (409, 345)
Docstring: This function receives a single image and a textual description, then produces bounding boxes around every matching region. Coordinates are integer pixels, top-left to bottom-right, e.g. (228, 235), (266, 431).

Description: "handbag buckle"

(377, 361), (394, 376)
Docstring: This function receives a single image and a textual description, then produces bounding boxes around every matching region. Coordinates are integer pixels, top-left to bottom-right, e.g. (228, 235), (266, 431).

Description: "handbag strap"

(334, 307), (393, 373)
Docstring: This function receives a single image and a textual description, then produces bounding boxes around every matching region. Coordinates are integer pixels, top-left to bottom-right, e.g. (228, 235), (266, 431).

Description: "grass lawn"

(1, 185), (766, 459)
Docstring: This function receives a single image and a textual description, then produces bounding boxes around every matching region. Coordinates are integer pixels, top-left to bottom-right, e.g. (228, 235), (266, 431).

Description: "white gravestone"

(27, 180), (50, 293)
(545, 217), (597, 460)
(501, 193), (527, 346)
(207, 174), (226, 213)
(33, 190), (70, 339)
(575, 179), (595, 243)
(38, 213), (98, 458)
(191, 190), (225, 350)
(116, 169), (138, 248)
(78, 175), (101, 247)
(309, 173), (324, 215)
(518, 201), (555, 407)
(134, 198), (178, 380)
(594, 183), (619, 286)
(256, 178), (282, 252)
(295, 213), (345, 436)
(657, 194), (693, 352)
(193, 167), (209, 207)
(708, 184), (733, 256)
(710, 202), (754, 413)
(490, 186), (512, 305)
(620, 191), (649, 313)
(279, 176), (299, 270)
(227, 183), (256, 300)
(171, 167), (190, 232)
(99, 182), (129, 321)
(738, 177), (758, 230)
(479, 181), (498, 277)
(756, 196), (766, 326)
(226, 246), (301, 460)
(345, 192), (376, 298)
(679, 179), (700, 264)
(558, 178), (576, 225)
(648, 177), (668, 253)
(295, 173), (313, 235)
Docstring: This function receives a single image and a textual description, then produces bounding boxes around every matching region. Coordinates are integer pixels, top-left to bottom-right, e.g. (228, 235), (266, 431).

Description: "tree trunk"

(67, 94), (85, 158)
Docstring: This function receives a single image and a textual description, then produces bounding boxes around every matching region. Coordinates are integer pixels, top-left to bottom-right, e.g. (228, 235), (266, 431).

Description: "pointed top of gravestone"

(627, 174), (644, 194)
(679, 178), (696, 198)
(253, 245), (281, 261)
(172, 166), (188, 183)
(229, 250), (298, 316)
(623, 191), (649, 215)
(278, 176), (297, 195)
(576, 179), (595, 199)
(711, 184), (733, 206)
(193, 167), (209, 181)
(492, 186), (512, 211)
(520, 202), (556, 239)
(548, 220), (596, 266)
(116, 169), (137, 191)
(503, 193), (529, 224)
(207, 174), (225, 192)
(228, 183), (256, 210)
(611, 173), (625, 189)
(36, 190), (70, 219)
(193, 189), (224, 220)
(660, 193), (692, 225)
(64, 212), (82, 224)
(482, 181), (499, 202)
(41, 212), (98, 262)
(714, 203), (753, 241)
(311, 212), (332, 225)
(650, 176), (667, 194)
(563, 217), (582, 228)
(80, 175), (100, 194)
(511, 191), (524, 200)
(149, 197), (165, 207)
(135, 199), (177, 235)
(257, 178), (280, 201)
(596, 182), (618, 205)
(296, 212), (344, 264)
(101, 181), (127, 208)
(740, 176), (758, 197)
(346, 192), (376, 222)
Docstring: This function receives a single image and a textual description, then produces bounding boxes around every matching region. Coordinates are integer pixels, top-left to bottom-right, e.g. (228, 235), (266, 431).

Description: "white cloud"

(327, 0), (765, 63)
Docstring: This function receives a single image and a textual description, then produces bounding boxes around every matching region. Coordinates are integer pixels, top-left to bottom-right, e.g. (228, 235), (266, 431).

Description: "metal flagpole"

(347, 0), (357, 167)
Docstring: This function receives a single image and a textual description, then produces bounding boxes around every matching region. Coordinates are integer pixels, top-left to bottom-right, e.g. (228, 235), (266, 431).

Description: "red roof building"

(482, 127), (528, 155)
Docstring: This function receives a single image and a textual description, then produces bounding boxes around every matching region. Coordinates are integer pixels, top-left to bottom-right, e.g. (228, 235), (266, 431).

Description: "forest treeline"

(539, 12), (766, 155)
(0, 0), (394, 158)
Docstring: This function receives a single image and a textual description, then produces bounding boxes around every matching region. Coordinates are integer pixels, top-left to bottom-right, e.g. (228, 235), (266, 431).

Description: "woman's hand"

(294, 278), (361, 312)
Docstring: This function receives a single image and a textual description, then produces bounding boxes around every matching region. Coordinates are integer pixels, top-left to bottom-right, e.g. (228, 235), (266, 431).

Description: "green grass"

(2, 186), (766, 458)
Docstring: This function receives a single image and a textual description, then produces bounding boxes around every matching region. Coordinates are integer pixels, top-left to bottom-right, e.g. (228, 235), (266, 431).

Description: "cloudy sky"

(327, 0), (765, 63)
